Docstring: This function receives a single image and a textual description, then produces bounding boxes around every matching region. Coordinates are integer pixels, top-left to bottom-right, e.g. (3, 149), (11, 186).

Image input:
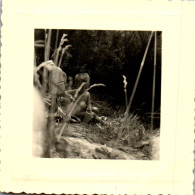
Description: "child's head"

(75, 73), (90, 90)
(67, 76), (73, 85)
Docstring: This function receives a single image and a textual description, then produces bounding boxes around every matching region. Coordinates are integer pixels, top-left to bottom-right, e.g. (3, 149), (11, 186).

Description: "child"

(66, 76), (73, 90)
(65, 73), (106, 124)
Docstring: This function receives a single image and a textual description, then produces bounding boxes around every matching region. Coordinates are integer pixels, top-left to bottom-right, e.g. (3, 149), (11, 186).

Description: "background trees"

(34, 29), (162, 124)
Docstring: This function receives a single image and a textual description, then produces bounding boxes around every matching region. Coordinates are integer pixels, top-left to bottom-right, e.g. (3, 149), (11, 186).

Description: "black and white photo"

(33, 29), (161, 160)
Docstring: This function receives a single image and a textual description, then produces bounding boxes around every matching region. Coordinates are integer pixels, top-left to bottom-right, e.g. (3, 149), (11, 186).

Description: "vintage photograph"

(33, 29), (161, 160)
(1, 0), (194, 193)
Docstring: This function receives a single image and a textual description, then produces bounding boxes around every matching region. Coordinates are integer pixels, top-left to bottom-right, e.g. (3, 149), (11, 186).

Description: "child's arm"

(64, 90), (75, 102)
(66, 90), (76, 96)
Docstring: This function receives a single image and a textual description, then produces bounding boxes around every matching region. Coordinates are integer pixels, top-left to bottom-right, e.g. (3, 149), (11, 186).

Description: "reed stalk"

(53, 34), (68, 65)
(150, 31), (157, 133)
(124, 31), (154, 119)
(54, 29), (59, 51)
(58, 45), (72, 67)
(44, 29), (52, 61)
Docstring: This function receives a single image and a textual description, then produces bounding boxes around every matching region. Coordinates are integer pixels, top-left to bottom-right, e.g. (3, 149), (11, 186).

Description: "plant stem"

(150, 31), (157, 133)
(124, 88), (128, 109)
(58, 48), (65, 67)
(44, 29), (52, 61)
(54, 30), (59, 51)
(34, 48), (36, 67)
(124, 31), (154, 119)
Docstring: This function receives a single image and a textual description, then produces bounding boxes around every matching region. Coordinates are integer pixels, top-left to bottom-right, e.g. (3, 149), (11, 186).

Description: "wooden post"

(124, 31), (154, 118)
(150, 31), (157, 133)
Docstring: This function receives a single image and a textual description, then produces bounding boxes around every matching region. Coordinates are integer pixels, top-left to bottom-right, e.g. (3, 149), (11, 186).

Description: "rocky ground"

(52, 119), (160, 160)
(33, 87), (160, 160)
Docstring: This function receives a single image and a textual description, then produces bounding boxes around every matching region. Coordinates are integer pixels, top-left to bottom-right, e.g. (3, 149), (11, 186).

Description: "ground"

(52, 116), (160, 160)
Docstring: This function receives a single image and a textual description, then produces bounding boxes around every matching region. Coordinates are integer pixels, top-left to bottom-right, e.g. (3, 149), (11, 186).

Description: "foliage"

(35, 29), (162, 117)
(34, 29), (161, 159)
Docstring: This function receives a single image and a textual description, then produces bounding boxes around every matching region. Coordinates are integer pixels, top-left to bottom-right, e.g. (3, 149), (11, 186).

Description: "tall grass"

(99, 112), (159, 160)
